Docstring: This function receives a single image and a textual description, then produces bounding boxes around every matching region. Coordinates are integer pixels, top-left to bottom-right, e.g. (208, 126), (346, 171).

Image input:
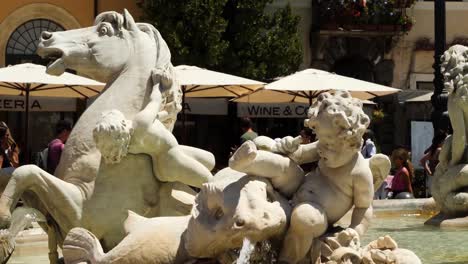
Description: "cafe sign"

(237, 103), (310, 118)
(0, 95), (76, 112)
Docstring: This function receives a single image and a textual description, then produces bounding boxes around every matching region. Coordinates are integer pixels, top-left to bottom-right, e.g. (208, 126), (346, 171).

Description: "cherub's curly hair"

(305, 91), (370, 149)
(441, 45), (468, 94)
(93, 110), (133, 164)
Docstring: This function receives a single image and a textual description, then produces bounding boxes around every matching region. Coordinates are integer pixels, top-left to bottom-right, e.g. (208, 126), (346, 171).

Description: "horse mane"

(136, 23), (172, 70)
(94, 11), (124, 30)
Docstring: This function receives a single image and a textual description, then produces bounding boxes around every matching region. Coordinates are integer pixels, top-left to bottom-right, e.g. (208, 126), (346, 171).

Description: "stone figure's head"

(93, 109), (133, 164)
(305, 91), (369, 168)
(441, 45), (468, 94)
(37, 9), (171, 83)
(184, 170), (289, 258)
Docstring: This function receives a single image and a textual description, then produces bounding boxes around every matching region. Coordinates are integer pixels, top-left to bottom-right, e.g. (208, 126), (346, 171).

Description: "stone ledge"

(373, 198), (438, 213)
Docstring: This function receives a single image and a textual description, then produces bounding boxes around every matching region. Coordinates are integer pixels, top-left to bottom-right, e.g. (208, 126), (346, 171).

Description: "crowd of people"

(0, 113), (448, 201)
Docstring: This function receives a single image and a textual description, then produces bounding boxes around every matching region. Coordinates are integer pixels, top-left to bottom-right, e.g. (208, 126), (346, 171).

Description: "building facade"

(309, 0), (468, 157)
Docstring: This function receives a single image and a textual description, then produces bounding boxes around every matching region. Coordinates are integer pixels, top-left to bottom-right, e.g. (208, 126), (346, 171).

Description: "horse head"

(37, 9), (171, 83)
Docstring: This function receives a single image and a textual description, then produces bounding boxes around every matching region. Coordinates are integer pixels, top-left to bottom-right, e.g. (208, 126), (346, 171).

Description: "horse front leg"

(0, 165), (83, 232)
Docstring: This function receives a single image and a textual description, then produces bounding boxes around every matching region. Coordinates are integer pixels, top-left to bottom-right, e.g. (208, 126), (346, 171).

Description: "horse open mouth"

(37, 47), (66, 76)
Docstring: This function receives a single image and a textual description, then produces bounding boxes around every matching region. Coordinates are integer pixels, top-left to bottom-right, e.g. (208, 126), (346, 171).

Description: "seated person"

(93, 67), (213, 188)
(388, 148), (414, 199)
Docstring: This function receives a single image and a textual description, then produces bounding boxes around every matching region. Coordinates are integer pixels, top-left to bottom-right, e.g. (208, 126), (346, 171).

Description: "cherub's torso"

(292, 153), (372, 223)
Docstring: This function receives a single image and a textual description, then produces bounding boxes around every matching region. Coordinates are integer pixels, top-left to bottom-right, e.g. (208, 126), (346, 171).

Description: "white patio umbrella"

(0, 63), (105, 162)
(175, 65), (265, 98)
(234, 68), (400, 105)
(174, 65), (264, 141)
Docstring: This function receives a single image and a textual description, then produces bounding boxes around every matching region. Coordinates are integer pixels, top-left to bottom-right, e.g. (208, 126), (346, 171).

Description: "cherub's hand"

(152, 67), (173, 88)
(165, 102), (182, 113)
(275, 136), (302, 154)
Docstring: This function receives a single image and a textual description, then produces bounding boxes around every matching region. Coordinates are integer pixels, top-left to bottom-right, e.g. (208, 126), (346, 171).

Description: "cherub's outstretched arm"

(253, 135), (319, 165)
(288, 141), (319, 165)
(132, 68), (170, 131)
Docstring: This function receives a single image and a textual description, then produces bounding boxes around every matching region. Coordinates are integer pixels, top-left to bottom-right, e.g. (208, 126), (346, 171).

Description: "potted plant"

(372, 109), (385, 124)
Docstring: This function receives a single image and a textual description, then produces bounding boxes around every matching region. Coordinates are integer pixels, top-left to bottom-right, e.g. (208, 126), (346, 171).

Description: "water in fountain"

(236, 238), (255, 264)
(0, 207), (46, 263)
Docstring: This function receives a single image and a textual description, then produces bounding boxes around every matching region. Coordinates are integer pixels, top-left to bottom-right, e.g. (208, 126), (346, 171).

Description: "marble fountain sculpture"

(426, 44), (468, 227)
(0, 10), (421, 264)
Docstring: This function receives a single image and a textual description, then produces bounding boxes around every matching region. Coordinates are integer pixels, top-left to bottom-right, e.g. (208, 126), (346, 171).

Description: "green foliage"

(139, 0), (302, 81)
(138, 0), (229, 67)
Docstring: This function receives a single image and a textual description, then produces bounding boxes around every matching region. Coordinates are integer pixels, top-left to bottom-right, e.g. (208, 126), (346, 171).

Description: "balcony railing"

(319, 0), (415, 33)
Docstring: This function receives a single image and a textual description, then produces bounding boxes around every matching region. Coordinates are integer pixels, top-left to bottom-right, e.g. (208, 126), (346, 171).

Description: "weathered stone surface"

(0, 9), (212, 263)
(427, 45), (468, 226)
(62, 170), (290, 264)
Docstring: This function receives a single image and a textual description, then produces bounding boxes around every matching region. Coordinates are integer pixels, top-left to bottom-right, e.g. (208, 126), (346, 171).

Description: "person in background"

(388, 147), (414, 199)
(420, 131), (447, 197)
(299, 127), (315, 144)
(239, 117), (258, 144)
(47, 120), (72, 175)
(361, 129), (376, 158)
(0, 122), (19, 168)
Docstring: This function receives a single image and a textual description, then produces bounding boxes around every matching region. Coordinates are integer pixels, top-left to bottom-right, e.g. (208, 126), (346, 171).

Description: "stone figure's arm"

(133, 67), (175, 131)
(350, 171), (373, 232)
(133, 83), (163, 131)
(288, 141), (319, 165)
(157, 101), (180, 122)
(447, 95), (465, 166)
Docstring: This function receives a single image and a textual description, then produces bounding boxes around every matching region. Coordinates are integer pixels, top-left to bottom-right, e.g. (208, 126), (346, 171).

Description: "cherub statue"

(230, 91), (388, 263)
(427, 45), (468, 221)
(439, 44), (468, 167)
(93, 66), (214, 188)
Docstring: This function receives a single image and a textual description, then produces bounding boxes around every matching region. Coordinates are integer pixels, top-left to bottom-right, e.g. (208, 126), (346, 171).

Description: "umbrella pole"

(25, 86), (30, 164)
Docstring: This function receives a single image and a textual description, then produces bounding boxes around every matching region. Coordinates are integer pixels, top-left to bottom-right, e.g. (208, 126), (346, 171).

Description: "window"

(416, 81), (434, 90)
(5, 19), (64, 66)
(410, 73), (433, 90)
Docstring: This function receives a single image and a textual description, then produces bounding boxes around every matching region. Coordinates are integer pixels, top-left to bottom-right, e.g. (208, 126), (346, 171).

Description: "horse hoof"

(0, 214), (11, 229)
(0, 229), (15, 264)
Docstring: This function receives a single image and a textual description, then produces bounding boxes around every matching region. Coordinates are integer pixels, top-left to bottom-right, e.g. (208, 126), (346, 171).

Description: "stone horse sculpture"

(427, 44), (468, 226)
(62, 169), (290, 264)
(0, 10), (214, 263)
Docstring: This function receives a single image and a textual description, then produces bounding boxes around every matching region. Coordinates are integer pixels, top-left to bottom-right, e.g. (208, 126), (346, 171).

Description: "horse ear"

(123, 9), (139, 31)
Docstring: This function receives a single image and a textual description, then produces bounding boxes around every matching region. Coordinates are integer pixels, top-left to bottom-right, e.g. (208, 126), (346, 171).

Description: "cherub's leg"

(0, 165), (82, 230)
(229, 141), (258, 171)
(230, 141), (304, 196)
(178, 145), (215, 171)
(155, 148), (213, 188)
(279, 202), (327, 264)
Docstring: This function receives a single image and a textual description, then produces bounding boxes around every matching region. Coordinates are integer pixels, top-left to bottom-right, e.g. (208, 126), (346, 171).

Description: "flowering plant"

(372, 109), (385, 121)
(319, 0), (415, 31)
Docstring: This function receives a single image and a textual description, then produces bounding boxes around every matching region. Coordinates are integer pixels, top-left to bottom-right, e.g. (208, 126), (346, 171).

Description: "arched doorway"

(5, 19), (64, 66)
